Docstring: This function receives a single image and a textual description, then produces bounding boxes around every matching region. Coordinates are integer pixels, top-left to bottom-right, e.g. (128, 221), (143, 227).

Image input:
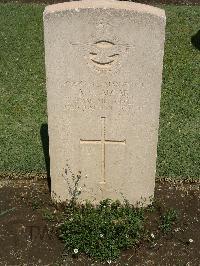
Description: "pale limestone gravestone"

(44, 0), (166, 205)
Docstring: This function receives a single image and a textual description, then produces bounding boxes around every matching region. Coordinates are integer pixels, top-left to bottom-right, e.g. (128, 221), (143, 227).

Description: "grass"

(0, 3), (199, 178)
(0, 4), (46, 172)
(157, 5), (200, 179)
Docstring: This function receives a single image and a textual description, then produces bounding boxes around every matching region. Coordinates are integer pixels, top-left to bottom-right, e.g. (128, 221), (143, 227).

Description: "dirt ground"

(0, 177), (199, 265)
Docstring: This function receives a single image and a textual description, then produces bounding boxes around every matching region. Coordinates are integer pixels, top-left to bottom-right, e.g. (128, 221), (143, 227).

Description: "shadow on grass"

(191, 30), (200, 51)
(40, 123), (51, 192)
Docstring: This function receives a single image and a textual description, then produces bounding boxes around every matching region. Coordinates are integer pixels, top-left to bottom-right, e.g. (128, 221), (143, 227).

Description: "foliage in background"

(0, 4), (199, 178)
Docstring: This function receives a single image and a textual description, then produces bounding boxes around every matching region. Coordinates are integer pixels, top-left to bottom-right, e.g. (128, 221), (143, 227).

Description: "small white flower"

(100, 234), (103, 238)
(74, 248), (78, 254)
(107, 260), (112, 264)
(151, 233), (155, 239)
(189, 239), (194, 243)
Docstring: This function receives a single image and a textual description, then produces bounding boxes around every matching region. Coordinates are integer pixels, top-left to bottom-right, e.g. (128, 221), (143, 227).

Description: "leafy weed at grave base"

(42, 209), (55, 222)
(57, 196), (180, 262)
(59, 199), (146, 262)
(160, 208), (178, 233)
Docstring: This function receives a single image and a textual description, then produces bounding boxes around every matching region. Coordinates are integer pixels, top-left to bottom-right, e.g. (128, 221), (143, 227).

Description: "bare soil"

(0, 177), (199, 265)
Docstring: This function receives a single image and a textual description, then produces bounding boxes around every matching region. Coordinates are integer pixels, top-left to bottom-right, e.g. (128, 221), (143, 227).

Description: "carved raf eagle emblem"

(89, 40), (119, 68)
(71, 39), (133, 71)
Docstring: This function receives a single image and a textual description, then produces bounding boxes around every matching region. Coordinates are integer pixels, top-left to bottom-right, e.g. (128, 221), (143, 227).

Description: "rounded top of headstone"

(44, 0), (165, 19)
(82, 0), (116, 1)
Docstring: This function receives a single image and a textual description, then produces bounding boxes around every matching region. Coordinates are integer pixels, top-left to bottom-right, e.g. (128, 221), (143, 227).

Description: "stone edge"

(43, 0), (165, 20)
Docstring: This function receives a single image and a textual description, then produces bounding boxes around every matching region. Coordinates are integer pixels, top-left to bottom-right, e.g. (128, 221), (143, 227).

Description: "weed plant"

(59, 199), (145, 261)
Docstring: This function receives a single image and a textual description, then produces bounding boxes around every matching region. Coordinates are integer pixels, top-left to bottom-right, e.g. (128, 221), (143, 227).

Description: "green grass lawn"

(157, 5), (200, 178)
(0, 3), (199, 178)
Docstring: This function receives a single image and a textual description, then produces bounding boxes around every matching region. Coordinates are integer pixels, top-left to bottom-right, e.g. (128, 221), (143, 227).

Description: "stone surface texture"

(44, 0), (166, 205)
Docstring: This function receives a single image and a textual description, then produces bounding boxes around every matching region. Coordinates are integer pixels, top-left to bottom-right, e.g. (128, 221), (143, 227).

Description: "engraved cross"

(80, 117), (126, 184)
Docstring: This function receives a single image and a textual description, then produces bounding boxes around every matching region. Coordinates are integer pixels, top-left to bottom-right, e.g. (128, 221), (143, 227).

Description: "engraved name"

(63, 80), (135, 113)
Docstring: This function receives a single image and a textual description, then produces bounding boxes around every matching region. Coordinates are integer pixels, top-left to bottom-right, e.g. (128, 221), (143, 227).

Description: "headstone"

(44, 0), (166, 205)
